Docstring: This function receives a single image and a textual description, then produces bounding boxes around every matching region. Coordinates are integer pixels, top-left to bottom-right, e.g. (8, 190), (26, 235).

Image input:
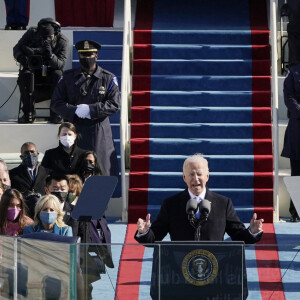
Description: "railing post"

(270, 0), (279, 222)
(120, 0), (132, 222)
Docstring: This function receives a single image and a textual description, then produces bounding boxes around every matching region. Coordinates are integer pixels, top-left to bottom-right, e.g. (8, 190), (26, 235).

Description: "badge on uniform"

(99, 86), (106, 95)
(113, 76), (119, 87)
(84, 41), (90, 49)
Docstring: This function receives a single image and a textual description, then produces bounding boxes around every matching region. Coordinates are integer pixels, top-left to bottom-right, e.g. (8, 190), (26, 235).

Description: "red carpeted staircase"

(128, 0), (273, 224)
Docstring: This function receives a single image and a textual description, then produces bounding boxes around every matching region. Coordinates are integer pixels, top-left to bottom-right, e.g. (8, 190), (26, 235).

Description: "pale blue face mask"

(39, 212), (57, 225)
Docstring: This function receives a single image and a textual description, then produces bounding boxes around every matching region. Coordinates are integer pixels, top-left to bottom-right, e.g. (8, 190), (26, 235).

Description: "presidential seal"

(182, 249), (218, 286)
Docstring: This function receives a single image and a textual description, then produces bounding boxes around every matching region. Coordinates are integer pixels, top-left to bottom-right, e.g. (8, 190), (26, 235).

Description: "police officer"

(51, 40), (120, 177)
(13, 17), (68, 124)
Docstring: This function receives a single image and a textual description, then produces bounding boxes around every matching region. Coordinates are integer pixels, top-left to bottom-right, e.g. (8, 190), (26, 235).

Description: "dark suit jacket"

(9, 163), (50, 197)
(63, 202), (79, 237)
(135, 188), (262, 244)
(10, 163), (51, 218)
(41, 143), (86, 175)
(281, 63), (300, 160)
(77, 217), (114, 268)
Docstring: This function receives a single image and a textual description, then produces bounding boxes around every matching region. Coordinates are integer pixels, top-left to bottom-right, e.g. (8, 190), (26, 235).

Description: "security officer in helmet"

(51, 40), (120, 177)
(13, 17), (68, 124)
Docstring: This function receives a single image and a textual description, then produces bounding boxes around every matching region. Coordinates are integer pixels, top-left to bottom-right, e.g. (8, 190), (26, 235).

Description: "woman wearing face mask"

(0, 189), (33, 236)
(75, 151), (102, 183)
(23, 194), (72, 236)
(41, 122), (86, 175)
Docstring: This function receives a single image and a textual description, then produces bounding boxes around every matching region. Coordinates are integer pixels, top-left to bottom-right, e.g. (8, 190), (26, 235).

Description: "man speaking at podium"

(135, 153), (264, 243)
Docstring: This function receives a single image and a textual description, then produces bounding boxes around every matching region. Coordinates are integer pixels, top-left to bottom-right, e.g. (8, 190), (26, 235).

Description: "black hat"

(39, 24), (55, 37)
(75, 40), (101, 53)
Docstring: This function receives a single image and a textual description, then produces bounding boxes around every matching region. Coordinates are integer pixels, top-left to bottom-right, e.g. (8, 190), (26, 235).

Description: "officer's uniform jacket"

(51, 65), (121, 176)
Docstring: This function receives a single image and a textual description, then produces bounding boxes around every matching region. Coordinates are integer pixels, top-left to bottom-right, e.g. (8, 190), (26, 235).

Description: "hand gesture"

(249, 213), (264, 234)
(42, 41), (52, 60)
(137, 213), (151, 234)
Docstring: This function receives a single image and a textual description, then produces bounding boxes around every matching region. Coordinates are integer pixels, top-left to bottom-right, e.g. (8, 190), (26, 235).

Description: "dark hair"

(45, 173), (70, 187)
(57, 122), (78, 137)
(0, 189), (28, 235)
(76, 151), (101, 179)
(20, 142), (37, 154)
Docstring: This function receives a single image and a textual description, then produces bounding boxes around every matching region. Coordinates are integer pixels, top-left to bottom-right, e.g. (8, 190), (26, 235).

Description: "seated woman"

(41, 122), (86, 175)
(75, 151), (102, 183)
(0, 189), (33, 236)
(23, 194), (72, 236)
(67, 174), (83, 205)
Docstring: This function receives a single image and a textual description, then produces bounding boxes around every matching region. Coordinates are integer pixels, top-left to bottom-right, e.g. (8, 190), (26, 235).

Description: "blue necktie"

(29, 169), (35, 181)
(194, 197), (201, 219)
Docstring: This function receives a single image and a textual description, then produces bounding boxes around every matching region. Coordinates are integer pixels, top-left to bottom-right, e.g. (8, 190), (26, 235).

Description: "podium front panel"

(152, 242), (245, 300)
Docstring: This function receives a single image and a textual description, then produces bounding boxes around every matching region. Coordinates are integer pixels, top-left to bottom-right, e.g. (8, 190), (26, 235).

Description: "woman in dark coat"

(75, 150), (101, 183)
(41, 122), (86, 175)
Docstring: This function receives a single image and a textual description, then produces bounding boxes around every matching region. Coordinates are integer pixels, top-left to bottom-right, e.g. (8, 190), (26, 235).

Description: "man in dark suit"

(135, 154), (263, 300)
(135, 154), (264, 243)
(9, 142), (50, 218)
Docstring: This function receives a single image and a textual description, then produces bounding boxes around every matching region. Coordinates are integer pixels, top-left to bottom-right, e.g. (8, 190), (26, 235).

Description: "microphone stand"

(189, 214), (209, 241)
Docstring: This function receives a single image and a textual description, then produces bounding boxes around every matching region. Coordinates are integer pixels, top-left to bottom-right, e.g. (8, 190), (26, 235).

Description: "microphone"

(199, 199), (211, 218)
(186, 198), (198, 220)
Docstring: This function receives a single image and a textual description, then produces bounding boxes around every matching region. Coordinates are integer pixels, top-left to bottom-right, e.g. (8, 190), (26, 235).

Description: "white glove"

(75, 104), (91, 119)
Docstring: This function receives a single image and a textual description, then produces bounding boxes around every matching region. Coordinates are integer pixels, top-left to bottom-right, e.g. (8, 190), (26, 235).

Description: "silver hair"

(183, 153), (209, 173)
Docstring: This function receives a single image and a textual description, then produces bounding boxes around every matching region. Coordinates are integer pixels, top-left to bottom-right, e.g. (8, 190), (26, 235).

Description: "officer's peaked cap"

(75, 40), (101, 53)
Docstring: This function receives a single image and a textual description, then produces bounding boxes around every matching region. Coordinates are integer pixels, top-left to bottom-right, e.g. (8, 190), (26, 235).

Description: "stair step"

(134, 44), (271, 60)
(129, 171), (273, 189)
(134, 30), (269, 45)
(131, 138), (272, 155)
(73, 30), (123, 44)
(133, 59), (270, 76)
(131, 123), (272, 139)
(130, 154), (273, 172)
(131, 107), (271, 123)
(132, 75), (271, 91)
(131, 91), (271, 107)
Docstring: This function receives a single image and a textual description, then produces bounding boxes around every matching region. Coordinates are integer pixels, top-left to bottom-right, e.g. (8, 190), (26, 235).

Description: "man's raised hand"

(137, 213), (151, 234)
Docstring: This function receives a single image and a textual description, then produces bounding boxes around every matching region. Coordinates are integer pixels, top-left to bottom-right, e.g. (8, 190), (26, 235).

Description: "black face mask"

(22, 153), (38, 168)
(51, 191), (68, 203)
(79, 57), (96, 69)
(83, 161), (95, 173)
